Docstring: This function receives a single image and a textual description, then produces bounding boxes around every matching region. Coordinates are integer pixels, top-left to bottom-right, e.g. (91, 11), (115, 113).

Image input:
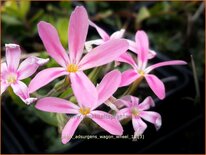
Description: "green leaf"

(1, 14), (22, 25)
(19, 0), (31, 19)
(136, 7), (150, 26)
(56, 18), (68, 48)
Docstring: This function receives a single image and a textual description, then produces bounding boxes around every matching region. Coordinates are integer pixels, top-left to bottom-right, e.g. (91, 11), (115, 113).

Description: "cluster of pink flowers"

(1, 6), (187, 144)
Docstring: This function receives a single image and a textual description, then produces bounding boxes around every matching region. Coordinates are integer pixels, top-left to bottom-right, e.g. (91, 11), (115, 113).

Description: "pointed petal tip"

(5, 44), (19, 48)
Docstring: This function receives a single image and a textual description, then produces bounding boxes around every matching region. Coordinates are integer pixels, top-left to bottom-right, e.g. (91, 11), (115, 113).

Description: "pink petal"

(69, 6), (89, 63)
(138, 96), (155, 111)
(89, 110), (123, 135)
(70, 71), (98, 108)
(61, 115), (83, 144)
(120, 69), (140, 87)
(79, 39), (129, 70)
(5, 44), (21, 71)
(140, 111), (162, 130)
(115, 52), (137, 68)
(145, 60), (187, 73)
(11, 81), (37, 104)
(148, 49), (157, 59)
(116, 108), (131, 120)
(145, 74), (165, 100)
(38, 21), (69, 67)
(135, 31), (149, 69)
(110, 29), (125, 39)
(96, 70), (121, 108)
(18, 56), (49, 80)
(28, 67), (68, 93)
(36, 97), (79, 114)
(1, 81), (9, 95)
(132, 117), (147, 137)
(1, 62), (8, 79)
(127, 40), (138, 53)
(89, 20), (110, 41)
(85, 39), (104, 52)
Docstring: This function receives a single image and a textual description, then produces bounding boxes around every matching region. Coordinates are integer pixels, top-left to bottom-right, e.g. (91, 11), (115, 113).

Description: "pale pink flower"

(85, 20), (125, 51)
(116, 95), (161, 137)
(35, 70), (123, 144)
(1, 44), (49, 104)
(119, 30), (187, 99)
(28, 6), (128, 93)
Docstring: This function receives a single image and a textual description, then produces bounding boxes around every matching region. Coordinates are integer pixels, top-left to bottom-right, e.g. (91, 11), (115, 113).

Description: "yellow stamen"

(131, 107), (139, 116)
(6, 74), (17, 84)
(79, 107), (90, 115)
(67, 64), (78, 73)
(137, 70), (145, 76)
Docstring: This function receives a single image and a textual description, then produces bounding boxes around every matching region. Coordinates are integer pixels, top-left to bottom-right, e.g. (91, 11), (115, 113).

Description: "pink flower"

(85, 20), (125, 51)
(116, 95), (161, 137)
(35, 70), (123, 144)
(1, 44), (49, 104)
(28, 6), (128, 93)
(119, 30), (187, 99)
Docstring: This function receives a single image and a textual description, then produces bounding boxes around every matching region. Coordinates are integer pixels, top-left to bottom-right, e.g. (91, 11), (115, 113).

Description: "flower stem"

(122, 76), (144, 96)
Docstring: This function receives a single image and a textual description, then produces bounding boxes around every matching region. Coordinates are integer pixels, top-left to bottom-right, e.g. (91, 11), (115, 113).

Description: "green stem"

(88, 67), (103, 84)
(122, 76), (144, 96)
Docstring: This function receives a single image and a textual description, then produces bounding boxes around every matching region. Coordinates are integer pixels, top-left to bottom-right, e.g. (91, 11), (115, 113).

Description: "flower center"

(137, 70), (145, 76)
(67, 64), (78, 73)
(79, 107), (90, 115)
(6, 73), (17, 84)
(131, 107), (139, 116)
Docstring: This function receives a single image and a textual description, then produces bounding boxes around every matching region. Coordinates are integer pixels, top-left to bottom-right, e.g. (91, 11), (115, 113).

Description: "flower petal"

(145, 60), (187, 73)
(140, 111), (162, 130)
(61, 115), (83, 144)
(28, 67), (68, 93)
(121, 95), (140, 107)
(148, 49), (157, 59)
(138, 96), (155, 111)
(1, 81), (9, 95)
(11, 81), (37, 104)
(89, 20), (110, 41)
(116, 108), (131, 120)
(110, 29), (125, 39)
(38, 21), (69, 67)
(132, 117), (147, 137)
(69, 6), (89, 63)
(145, 74), (165, 100)
(18, 56), (49, 80)
(36, 97), (79, 114)
(115, 52), (137, 68)
(135, 31), (149, 69)
(89, 110), (123, 135)
(120, 69), (140, 87)
(85, 39), (104, 52)
(79, 39), (129, 70)
(1, 62), (8, 79)
(5, 44), (21, 71)
(70, 71), (98, 108)
(96, 70), (121, 108)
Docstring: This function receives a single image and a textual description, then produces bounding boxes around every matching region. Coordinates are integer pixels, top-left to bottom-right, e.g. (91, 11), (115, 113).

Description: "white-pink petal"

(116, 108), (131, 120)
(96, 70), (121, 108)
(36, 97), (79, 114)
(11, 81), (37, 105)
(28, 67), (68, 93)
(61, 115), (83, 144)
(140, 111), (162, 130)
(138, 96), (155, 111)
(115, 52), (137, 68)
(89, 20), (110, 41)
(145, 74), (165, 100)
(120, 69), (140, 87)
(132, 117), (147, 137)
(5, 44), (21, 71)
(89, 110), (123, 135)
(85, 39), (104, 52)
(110, 29), (125, 39)
(70, 71), (98, 108)
(1, 81), (9, 95)
(69, 6), (89, 63)
(38, 21), (69, 67)
(79, 39), (129, 70)
(145, 60), (187, 73)
(18, 56), (49, 80)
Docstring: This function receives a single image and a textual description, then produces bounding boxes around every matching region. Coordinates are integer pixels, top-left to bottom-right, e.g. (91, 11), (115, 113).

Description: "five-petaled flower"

(119, 30), (187, 99)
(28, 6), (128, 93)
(35, 70), (123, 144)
(116, 95), (162, 138)
(1, 44), (49, 104)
